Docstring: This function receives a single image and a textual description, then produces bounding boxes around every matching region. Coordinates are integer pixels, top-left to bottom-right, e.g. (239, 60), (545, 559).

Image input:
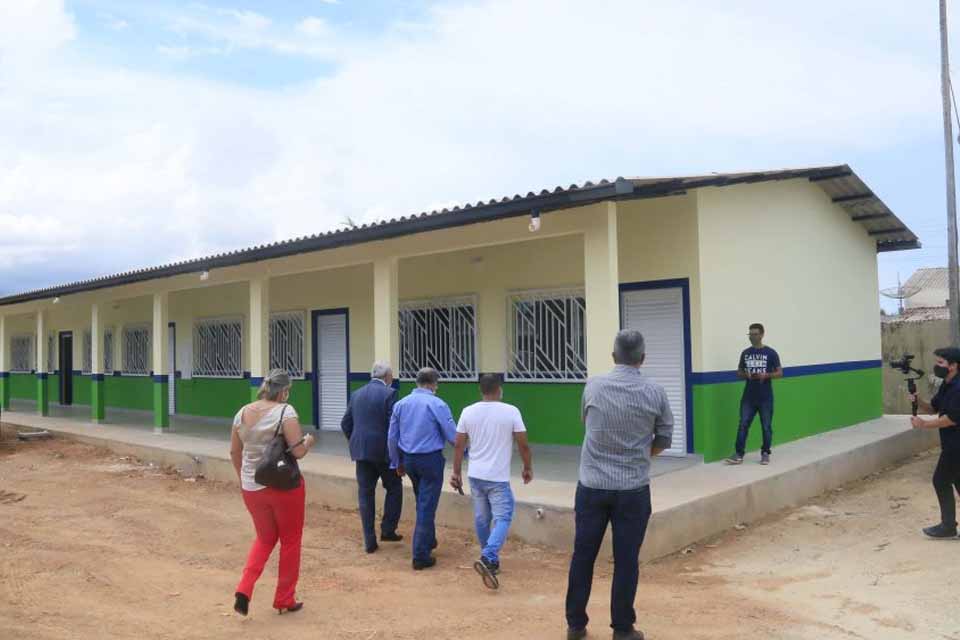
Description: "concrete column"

(36, 310), (49, 416)
(91, 303), (106, 422)
(152, 293), (169, 431)
(249, 276), (270, 401)
(583, 202), (621, 377)
(373, 257), (399, 369)
(0, 315), (9, 409)
(478, 288), (507, 373)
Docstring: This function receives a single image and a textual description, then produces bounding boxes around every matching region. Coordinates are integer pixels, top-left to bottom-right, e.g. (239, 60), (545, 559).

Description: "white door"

(621, 287), (687, 457)
(315, 312), (348, 431)
(167, 324), (176, 414)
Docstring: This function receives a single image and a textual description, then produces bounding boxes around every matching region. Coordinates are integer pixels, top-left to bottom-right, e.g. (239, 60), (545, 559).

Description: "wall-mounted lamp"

(528, 209), (541, 233)
(52, 297), (60, 304)
(199, 270), (210, 282)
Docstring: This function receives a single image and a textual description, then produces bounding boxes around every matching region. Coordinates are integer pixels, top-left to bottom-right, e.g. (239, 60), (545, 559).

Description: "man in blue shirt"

(725, 323), (782, 466)
(388, 367), (457, 569)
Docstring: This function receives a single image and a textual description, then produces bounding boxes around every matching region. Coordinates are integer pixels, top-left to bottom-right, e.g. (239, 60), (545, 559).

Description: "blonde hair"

(257, 369), (291, 401)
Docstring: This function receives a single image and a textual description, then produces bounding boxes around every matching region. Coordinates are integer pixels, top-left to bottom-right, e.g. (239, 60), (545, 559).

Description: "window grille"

(104, 327), (115, 374)
(193, 317), (242, 377)
(270, 311), (305, 378)
(507, 289), (587, 381)
(47, 333), (55, 373)
(10, 335), (34, 372)
(82, 330), (93, 374)
(399, 297), (477, 380)
(122, 325), (151, 375)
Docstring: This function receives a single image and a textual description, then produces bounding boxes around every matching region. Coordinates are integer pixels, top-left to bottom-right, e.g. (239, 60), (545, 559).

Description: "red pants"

(236, 480), (305, 609)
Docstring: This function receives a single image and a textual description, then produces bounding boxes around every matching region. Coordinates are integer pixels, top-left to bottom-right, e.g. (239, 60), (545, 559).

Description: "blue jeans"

(735, 395), (774, 457)
(469, 478), (515, 564)
(402, 450), (444, 563)
(355, 460), (403, 548)
(565, 483), (652, 633)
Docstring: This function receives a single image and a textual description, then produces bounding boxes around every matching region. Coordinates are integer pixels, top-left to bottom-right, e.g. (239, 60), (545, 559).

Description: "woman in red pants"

(229, 369), (315, 616)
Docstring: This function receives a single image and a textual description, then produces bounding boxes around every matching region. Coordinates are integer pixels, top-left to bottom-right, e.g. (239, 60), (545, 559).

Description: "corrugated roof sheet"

(0, 164), (919, 306)
(904, 267), (948, 292)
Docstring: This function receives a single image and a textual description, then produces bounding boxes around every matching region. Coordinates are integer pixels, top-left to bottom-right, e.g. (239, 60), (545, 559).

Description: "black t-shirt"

(738, 346), (781, 403)
(930, 377), (960, 453)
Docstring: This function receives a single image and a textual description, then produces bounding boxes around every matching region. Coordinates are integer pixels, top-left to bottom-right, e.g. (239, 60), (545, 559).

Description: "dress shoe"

(381, 532), (403, 542)
(612, 628), (645, 640)
(412, 556), (437, 570)
(365, 542), (379, 554)
(566, 628), (587, 640)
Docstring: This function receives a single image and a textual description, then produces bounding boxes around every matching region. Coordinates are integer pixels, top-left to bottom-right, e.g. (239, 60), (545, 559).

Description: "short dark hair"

(935, 347), (960, 365)
(613, 330), (645, 366)
(479, 373), (502, 396)
(416, 367), (439, 386)
(749, 323), (765, 334)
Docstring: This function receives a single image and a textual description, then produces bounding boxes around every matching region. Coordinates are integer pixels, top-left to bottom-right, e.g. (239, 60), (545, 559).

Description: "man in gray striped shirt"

(565, 329), (673, 640)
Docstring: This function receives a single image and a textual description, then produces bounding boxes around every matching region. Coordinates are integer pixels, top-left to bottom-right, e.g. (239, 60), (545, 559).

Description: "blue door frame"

(618, 278), (694, 454)
(310, 308), (350, 430)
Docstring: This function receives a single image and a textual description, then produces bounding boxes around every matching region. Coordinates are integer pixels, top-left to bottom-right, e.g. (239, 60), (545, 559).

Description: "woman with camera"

(229, 369), (316, 616)
(908, 347), (960, 539)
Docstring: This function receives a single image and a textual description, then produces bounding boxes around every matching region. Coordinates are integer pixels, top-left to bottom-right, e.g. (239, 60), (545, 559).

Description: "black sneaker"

(612, 629), (645, 640)
(724, 455), (743, 465)
(365, 542), (379, 554)
(760, 453), (770, 465)
(473, 556), (499, 590)
(566, 628), (587, 640)
(412, 556), (437, 570)
(922, 523), (958, 539)
(489, 560), (500, 575)
(381, 532), (403, 542)
(233, 592), (249, 617)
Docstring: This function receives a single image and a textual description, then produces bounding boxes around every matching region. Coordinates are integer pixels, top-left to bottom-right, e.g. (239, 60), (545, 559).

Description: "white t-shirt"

(456, 401), (526, 483)
(233, 403), (299, 492)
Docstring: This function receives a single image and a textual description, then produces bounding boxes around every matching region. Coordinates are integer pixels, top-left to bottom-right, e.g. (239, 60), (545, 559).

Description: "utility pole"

(941, 0), (960, 345)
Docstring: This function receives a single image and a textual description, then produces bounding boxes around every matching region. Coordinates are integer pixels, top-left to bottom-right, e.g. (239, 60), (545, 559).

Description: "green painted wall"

(176, 377), (249, 419)
(381, 380), (586, 446)
(10, 373), (34, 400)
(104, 376), (153, 411)
(693, 367), (882, 463)
(73, 374), (91, 406)
(289, 379), (313, 427)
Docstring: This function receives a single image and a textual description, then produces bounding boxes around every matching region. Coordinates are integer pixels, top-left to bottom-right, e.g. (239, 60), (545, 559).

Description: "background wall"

(881, 318), (950, 415)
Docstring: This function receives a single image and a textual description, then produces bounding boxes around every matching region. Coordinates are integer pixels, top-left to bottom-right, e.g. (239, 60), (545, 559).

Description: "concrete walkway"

(0, 406), (936, 561)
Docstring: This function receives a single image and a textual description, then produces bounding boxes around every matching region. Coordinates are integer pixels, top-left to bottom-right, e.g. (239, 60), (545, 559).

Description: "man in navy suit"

(341, 362), (404, 553)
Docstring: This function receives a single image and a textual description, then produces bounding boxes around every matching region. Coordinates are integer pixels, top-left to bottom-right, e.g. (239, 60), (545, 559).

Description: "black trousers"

(565, 483), (652, 633)
(356, 460), (403, 547)
(933, 451), (960, 528)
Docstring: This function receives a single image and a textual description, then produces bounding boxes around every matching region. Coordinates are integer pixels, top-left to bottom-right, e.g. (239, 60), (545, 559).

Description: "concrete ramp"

(1, 412), (935, 561)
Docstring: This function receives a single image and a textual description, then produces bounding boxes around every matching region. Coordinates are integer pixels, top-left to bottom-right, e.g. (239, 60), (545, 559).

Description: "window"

(47, 333), (55, 373)
(104, 327), (114, 374)
(122, 325), (151, 375)
(270, 311), (304, 378)
(10, 335), (34, 372)
(82, 330), (92, 374)
(193, 317), (242, 377)
(399, 297), (477, 380)
(507, 289), (586, 381)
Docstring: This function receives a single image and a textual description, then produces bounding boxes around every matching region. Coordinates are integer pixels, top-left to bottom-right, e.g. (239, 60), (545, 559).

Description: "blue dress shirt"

(388, 388), (458, 468)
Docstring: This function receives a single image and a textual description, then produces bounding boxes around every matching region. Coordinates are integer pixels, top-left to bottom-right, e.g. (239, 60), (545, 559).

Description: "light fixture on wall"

(199, 270), (210, 281)
(528, 209), (541, 233)
(52, 297), (60, 304)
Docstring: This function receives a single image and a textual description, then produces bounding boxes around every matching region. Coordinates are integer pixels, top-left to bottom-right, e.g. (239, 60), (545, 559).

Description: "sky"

(0, 1), (956, 311)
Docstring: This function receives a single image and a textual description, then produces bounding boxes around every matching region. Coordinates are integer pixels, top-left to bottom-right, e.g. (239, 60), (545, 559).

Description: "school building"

(0, 166), (917, 462)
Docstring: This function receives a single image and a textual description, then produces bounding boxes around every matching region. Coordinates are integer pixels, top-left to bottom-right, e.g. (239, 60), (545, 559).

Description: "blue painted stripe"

(250, 376), (264, 387)
(36, 372), (49, 380)
(0, 371), (8, 378)
(303, 371), (313, 381)
(691, 359), (882, 385)
(91, 373), (105, 382)
(349, 372), (371, 382)
(152, 375), (168, 383)
(71, 370), (83, 376)
(113, 371), (122, 377)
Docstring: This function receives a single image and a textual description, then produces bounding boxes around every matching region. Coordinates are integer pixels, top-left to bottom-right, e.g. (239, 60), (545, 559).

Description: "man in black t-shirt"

(908, 346), (960, 539)
(725, 323), (782, 466)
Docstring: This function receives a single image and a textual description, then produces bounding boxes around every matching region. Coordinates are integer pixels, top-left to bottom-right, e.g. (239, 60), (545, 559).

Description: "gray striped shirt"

(578, 365), (674, 490)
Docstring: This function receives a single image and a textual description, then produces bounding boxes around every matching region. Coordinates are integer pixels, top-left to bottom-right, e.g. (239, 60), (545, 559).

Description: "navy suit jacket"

(341, 380), (398, 463)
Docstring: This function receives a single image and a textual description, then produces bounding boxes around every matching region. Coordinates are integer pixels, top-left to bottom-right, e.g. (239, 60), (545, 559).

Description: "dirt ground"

(1, 435), (958, 640)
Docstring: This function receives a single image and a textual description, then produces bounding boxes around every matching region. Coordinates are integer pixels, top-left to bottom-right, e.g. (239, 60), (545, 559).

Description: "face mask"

(935, 365), (950, 379)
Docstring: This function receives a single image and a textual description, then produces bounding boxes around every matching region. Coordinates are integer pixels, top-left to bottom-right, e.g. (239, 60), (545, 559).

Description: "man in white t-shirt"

(450, 374), (533, 589)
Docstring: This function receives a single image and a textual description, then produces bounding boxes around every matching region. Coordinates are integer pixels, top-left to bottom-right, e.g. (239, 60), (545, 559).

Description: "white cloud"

(0, 0), (946, 295)
(297, 16), (331, 37)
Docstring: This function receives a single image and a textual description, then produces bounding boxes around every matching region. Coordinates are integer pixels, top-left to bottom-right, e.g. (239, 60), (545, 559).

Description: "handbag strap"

(272, 404), (288, 438)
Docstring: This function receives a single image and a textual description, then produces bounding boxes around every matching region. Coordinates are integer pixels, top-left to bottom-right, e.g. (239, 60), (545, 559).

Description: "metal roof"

(0, 164), (919, 307)
(903, 267), (948, 292)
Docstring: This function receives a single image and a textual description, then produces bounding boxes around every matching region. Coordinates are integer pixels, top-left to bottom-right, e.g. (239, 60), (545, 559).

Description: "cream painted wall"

(617, 194), (702, 369)
(271, 263), (374, 374)
(169, 283), (248, 377)
(399, 234), (585, 372)
(696, 179), (881, 372)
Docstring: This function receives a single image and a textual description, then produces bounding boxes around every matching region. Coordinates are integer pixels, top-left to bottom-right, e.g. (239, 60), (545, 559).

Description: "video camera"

(888, 354), (925, 416)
